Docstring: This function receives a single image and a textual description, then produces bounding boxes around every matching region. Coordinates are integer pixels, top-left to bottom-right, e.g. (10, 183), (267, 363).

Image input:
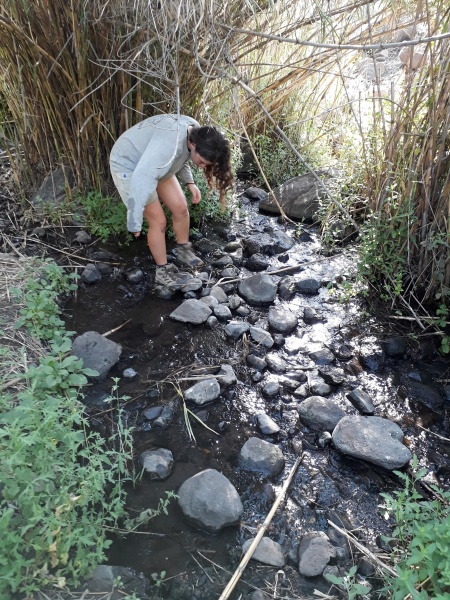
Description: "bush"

(0, 260), (134, 596)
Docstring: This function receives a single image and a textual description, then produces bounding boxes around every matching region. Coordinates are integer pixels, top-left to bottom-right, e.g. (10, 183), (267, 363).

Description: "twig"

(215, 253), (344, 285)
(102, 319), (132, 337)
(417, 424), (450, 443)
(218, 456), (302, 600)
(327, 520), (397, 577)
(189, 552), (215, 583)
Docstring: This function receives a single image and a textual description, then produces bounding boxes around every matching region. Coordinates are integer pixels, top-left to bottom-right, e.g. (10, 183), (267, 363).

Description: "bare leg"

(142, 200), (168, 266)
(156, 176), (190, 244)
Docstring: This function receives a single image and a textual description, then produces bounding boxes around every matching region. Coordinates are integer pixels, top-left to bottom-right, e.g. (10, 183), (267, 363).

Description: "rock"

(278, 276), (297, 300)
(224, 321), (250, 339)
(247, 354), (267, 371)
(206, 315), (219, 329)
(178, 469), (243, 533)
(139, 448), (174, 480)
(346, 387), (375, 414)
(81, 263), (102, 285)
(221, 266), (240, 279)
(399, 46), (425, 69)
(404, 380), (444, 410)
(257, 413), (280, 435)
(228, 294), (241, 310)
(330, 342), (353, 360)
(297, 396), (346, 431)
(303, 306), (324, 324)
(153, 401), (178, 429)
(170, 299), (212, 324)
(200, 295), (219, 309)
(247, 253), (269, 271)
(309, 349), (335, 365)
(125, 268), (144, 284)
(359, 336), (385, 371)
(268, 306), (298, 334)
(262, 381), (280, 397)
(296, 278), (321, 294)
(242, 536), (286, 567)
(318, 367), (345, 386)
(258, 172), (333, 221)
(72, 331), (121, 381)
(309, 380), (332, 396)
(32, 164), (75, 211)
(238, 273), (278, 305)
(244, 186), (266, 201)
(298, 532), (336, 577)
(238, 437), (285, 477)
(123, 367), (138, 379)
(210, 285), (228, 303)
(216, 364), (237, 387)
(212, 254), (234, 268)
(213, 304), (232, 322)
(184, 378), (221, 406)
(265, 353), (287, 373)
(332, 416), (412, 469)
(80, 565), (150, 599)
(73, 230), (91, 244)
(143, 406), (163, 420)
(249, 326), (274, 349)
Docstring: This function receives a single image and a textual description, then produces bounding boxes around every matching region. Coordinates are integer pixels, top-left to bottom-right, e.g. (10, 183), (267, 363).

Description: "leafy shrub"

(0, 260), (134, 596)
(76, 190), (128, 242)
(380, 456), (450, 599)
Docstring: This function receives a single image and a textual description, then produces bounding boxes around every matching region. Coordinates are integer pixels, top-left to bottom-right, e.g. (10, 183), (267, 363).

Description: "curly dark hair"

(188, 126), (234, 210)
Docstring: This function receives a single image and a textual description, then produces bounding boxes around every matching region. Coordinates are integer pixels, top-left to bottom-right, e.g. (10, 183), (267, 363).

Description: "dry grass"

(0, 253), (47, 394)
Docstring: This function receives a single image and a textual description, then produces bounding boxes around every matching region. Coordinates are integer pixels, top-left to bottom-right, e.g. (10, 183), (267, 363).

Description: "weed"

(76, 190), (129, 242)
(379, 455), (450, 599)
(151, 570), (167, 588)
(325, 564), (371, 599)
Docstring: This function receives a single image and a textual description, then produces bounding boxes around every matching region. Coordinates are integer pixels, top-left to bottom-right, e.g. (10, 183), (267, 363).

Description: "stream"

(64, 197), (450, 600)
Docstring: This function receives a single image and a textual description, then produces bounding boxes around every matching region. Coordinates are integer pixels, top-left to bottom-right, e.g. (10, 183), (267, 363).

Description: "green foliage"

(123, 491), (177, 533)
(379, 456), (450, 599)
(76, 190), (129, 242)
(324, 564), (371, 599)
(151, 570), (167, 588)
(11, 261), (78, 340)
(252, 133), (309, 187)
(0, 260), (135, 596)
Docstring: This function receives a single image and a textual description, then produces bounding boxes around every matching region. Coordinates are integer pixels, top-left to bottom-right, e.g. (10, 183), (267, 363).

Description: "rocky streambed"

(64, 192), (450, 600)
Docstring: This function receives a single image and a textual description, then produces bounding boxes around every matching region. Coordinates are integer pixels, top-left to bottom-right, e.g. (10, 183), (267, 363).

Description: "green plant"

(0, 260), (135, 596)
(325, 564), (371, 599)
(11, 261), (78, 340)
(151, 570), (167, 588)
(77, 190), (129, 242)
(253, 133), (309, 187)
(379, 456), (450, 599)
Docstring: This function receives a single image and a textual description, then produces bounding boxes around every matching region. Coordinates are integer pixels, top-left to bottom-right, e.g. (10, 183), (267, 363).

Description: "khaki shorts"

(110, 169), (158, 207)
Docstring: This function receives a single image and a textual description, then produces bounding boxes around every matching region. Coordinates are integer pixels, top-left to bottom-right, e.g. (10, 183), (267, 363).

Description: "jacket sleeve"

(177, 162), (195, 185)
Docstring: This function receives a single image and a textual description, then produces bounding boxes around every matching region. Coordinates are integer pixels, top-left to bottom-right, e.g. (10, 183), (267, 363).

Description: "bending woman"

(109, 114), (233, 289)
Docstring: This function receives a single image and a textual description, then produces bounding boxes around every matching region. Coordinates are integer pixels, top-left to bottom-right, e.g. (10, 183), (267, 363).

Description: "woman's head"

(188, 126), (234, 209)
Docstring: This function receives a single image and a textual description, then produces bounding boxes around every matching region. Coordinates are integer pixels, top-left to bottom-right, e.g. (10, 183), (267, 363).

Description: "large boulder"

(259, 171), (334, 221)
(332, 416), (412, 470)
(238, 273), (278, 306)
(178, 469), (243, 533)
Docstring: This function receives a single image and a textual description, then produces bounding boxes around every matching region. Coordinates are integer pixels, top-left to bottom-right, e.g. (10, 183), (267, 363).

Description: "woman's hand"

(187, 183), (201, 205)
(133, 231), (141, 238)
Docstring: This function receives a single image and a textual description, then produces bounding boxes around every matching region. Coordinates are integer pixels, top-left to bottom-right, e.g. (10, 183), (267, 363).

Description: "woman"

(109, 114), (233, 290)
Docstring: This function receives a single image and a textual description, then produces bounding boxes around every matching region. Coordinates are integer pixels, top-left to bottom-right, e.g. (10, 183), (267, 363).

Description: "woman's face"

(189, 146), (212, 170)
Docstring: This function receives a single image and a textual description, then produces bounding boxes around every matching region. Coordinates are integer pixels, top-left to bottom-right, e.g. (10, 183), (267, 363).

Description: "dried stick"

(327, 520), (397, 577)
(218, 456), (302, 600)
(102, 319), (132, 337)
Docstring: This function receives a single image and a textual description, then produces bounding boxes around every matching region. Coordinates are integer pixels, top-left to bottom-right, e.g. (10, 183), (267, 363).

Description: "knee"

(147, 214), (166, 233)
(172, 204), (189, 220)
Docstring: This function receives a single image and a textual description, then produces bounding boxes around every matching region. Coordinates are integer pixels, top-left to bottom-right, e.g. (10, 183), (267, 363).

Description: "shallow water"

(64, 201), (450, 598)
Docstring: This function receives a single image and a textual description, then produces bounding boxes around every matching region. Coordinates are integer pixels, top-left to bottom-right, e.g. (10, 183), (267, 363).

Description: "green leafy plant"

(0, 260), (136, 596)
(151, 570), (167, 589)
(325, 564), (371, 599)
(76, 189), (128, 242)
(379, 456), (450, 599)
(11, 261), (78, 340)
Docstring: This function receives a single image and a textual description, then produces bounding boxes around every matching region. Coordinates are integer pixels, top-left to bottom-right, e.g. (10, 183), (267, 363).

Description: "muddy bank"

(63, 197), (450, 599)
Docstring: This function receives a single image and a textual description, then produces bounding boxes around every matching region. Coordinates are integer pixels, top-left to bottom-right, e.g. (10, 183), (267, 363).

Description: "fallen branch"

(215, 252), (345, 286)
(218, 456), (302, 600)
(327, 520), (397, 577)
(102, 319), (132, 337)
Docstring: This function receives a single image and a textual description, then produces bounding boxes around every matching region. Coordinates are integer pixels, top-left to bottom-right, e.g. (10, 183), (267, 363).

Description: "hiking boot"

(175, 242), (204, 268)
(154, 263), (182, 290)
